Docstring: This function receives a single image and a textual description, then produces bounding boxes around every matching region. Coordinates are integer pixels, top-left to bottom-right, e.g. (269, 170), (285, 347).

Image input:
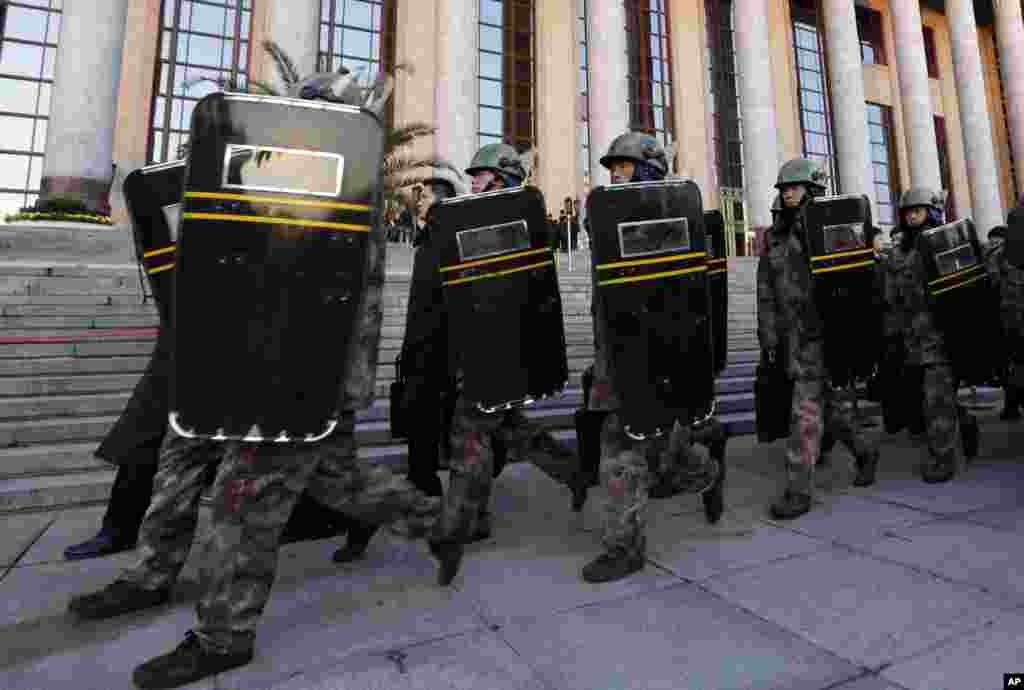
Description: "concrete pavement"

(0, 409), (1022, 690)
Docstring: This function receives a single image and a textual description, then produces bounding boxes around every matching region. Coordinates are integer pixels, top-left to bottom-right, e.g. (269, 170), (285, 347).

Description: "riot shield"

(917, 218), (1004, 385)
(804, 194), (879, 386)
(123, 160), (186, 325)
(433, 186), (568, 412)
(170, 93), (384, 442)
(704, 210), (728, 374)
(1008, 206), (1024, 269)
(587, 179), (714, 438)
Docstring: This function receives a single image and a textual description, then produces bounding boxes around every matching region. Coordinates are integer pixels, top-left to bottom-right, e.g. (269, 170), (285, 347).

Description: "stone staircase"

(0, 253), (761, 515)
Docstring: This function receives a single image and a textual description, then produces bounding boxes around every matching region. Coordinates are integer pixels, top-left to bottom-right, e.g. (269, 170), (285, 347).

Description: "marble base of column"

(39, 176), (115, 216)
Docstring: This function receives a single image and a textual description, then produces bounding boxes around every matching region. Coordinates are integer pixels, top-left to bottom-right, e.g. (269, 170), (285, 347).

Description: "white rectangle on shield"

(617, 217), (690, 258)
(823, 222), (866, 253)
(456, 220), (531, 261)
(221, 145), (344, 197)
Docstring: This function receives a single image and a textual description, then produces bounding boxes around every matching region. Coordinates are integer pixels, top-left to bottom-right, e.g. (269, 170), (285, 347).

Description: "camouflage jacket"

(756, 209), (825, 379)
(339, 224), (386, 411)
(985, 240), (1024, 343)
(878, 236), (947, 366)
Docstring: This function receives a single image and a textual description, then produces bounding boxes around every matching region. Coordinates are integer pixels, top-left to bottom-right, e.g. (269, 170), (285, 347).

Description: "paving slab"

(14, 505), (111, 566)
(829, 676), (909, 690)
(498, 582), (861, 690)
(959, 501), (1024, 534)
(765, 493), (937, 547)
(703, 546), (1012, 670)
(855, 472), (1023, 516)
(0, 511), (54, 567)
(857, 519), (1024, 605)
(880, 606), (1024, 690)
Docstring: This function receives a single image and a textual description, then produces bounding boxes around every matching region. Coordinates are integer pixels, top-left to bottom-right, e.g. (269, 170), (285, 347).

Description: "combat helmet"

(599, 132), (668, 176)
(899, 187), (944, 212)
(775, 158), (828, 192)
(465, 143), (527, 184)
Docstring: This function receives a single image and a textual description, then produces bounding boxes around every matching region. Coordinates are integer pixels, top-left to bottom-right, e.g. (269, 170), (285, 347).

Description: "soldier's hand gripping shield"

(433, 186), (568, 413)
(123, 160), (187, 326)
(917, 218), (1004, 385)
(1008, 206), (1024, 269)
(587, 179), (715, 438)
(169, 93), (385, 442)
(704, 210), (728, 375)
(804, 194), (879, 386)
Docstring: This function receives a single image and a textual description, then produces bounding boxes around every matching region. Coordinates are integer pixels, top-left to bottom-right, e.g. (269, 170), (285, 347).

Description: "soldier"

(986, 207), (1024, 422)
(757, 159), (879, 520)
(879, 187), (979, 484)
(579, 132), (722, 584)
(67, 84), (467, 690)
(418, 142), (581, 545)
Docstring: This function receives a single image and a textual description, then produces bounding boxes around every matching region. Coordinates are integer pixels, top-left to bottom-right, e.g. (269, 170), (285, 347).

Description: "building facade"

(1, 0), (1022, 255)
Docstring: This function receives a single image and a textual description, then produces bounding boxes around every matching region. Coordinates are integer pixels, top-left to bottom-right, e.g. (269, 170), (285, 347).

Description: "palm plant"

(180, 40), (462, 202)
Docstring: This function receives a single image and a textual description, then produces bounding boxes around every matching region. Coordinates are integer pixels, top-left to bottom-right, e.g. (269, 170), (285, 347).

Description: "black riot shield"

(1008, 206), (1024, 269)
(123, 160), (186, 325)
(704, 210), (728, 374)
(170, 92), (384, 442)
(917, 218), (1004, 385)
(587, 179), (714, 438)
(433, 186), (568, 412)
(804, 194), (879, 386)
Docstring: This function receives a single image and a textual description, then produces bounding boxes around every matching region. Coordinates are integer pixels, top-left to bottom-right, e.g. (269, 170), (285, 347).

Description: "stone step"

(0, 355), (150, 377)
(0, 392), (131, 421)
(1, 302), (159, 317)
(0, 315), (159, 330)
(0, 373), (143, 398)
(0, 441), (108, 477)
(0, 275), (144, 296)
(0, 338), (156, 359)
(0, 469), (116, 513)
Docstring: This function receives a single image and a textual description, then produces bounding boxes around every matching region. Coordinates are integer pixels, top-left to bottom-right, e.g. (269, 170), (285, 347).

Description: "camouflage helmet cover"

(599, 132), (668, 175)
(899, 186), (944, 212)
(465, 143), (527, 182)
(775, 158), (828, 191)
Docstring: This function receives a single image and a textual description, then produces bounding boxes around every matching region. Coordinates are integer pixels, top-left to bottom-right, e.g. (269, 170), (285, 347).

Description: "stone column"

(822, 0), (873, 209)
(586, 0), (629, 187)
(40, 0), (130, 214)
(994, 0), (1024, 200)
(734, 0), (779, 237)
(435, 0), (479, 173)
(536, 0), (578, 210)
(947, 0), (1004, 231)
(264, 0), (320, 88)
(888, 0), (942, 192)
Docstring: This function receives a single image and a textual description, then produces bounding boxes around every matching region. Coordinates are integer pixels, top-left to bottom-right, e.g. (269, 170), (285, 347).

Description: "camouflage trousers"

(441, 395), (577, 540)
(786, 379), (876, 494)
(120, 412), (450, 652)
(921, 364), (966, 471)
(599, 412), (721, 561)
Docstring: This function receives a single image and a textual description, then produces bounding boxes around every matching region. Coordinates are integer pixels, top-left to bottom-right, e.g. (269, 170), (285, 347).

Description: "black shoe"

(465, 527), (492, 544)
(68, 579), (171, 620)
(921, 459), (955, 484)
(132, 631), (253, 689)
(852, 448), (880, 488)
(702, 437), (727, 524)
(961, 416), (980, 461)
(64, 527), (136, 561)
(769, 490), (812, 520)
(331, 522), (379, 564)
(581, 551), (644, 583)
(570, 471), (594, 512)
(428, 538), (464, 586)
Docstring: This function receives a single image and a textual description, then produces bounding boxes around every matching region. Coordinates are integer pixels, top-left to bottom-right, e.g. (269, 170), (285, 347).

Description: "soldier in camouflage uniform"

(879, 187), (979, 484)
(67, 75), (467, 690)
(435, 143), (581, 545)
(580, 132), (722, 584)
(986, 203), (1024, 422)
(757, 159), (880, 520)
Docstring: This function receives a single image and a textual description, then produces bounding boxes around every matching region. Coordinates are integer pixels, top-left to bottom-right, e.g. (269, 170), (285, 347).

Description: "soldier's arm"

(756, 254), (779, 352)
(985, 243), (1004, 293)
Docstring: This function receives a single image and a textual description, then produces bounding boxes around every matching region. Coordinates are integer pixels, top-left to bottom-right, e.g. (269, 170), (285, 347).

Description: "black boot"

(581, 550), (644, 584)
(68, 579), (171, 620)
(132, 631), (253, 690)
(428, 538), (464, 586)
(852, 447), (880, 487)
(702, 436), (727, 524)
(331, 521), (380, 563)
(921, 455), (956, 483)
(1000, 386), (1021, 421)
(769, 489), (812, 520)
(570, 409), (607, 512)
(817, 430), (835, 468)
(648, 455), (720, 499)
(961, 413), (980, 461)
(281, 495), (351, 545)
(64, 526), (136, 561)
(465, 510), (492, 544)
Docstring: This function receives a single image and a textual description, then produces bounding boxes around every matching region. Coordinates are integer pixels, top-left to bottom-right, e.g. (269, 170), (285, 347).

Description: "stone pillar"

(888, 0), (942, 192)
(586, 0), (629, 187)
(40, 0), (130, 214)
(264, 0), (320, 88)
(435, 0), (479, 172)
(947, 0), (1004, 231)
(536, 0), (578, 211)
(394, 0), (440, 164)
(734, 0), (779, 237)
(994, 0), (1024, 200)
(822, 0), (873, 209)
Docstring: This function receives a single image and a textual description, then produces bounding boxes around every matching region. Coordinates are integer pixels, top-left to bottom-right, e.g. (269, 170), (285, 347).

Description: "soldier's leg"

(581, 412), (648, 583)
(823, 384), (880, 487)
(499, 408), (578, 487)
(439, 395), (500, 543)
(648, 420), (719, 499)
(771, 377), (824, 519)
(921, 364), (964, 483)
(693, 419), (727, 524)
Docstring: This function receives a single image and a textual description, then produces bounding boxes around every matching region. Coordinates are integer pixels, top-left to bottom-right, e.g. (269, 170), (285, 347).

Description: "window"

(478, 0), (535, 153)
(149, 0), (253, 163)
(867, 103), (898, 225)
(625, 0), (674, 151)
(855, 6), (885, 66)
(577, 0), (589, 189)
(318, 0), (395, 122)
(0, 0), (61, 216)
(791, 0), (837, 193)
(706, 0), (743, 190)
(923, 26), (939, 79)
(934, 115), (956, 220)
